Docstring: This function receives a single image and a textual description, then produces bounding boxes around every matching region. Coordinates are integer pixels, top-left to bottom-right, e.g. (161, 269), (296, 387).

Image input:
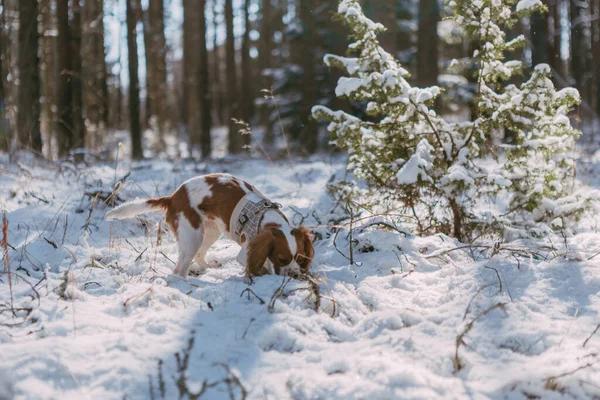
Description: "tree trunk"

(545, 0), (559, 73)
(530, 8), (547, 66)
(148, 0), (169, 143)
(416, 0), (439, 87)
(259, 0), (274, 144)
(39, 0), (55, 158)
(126, 0), (143, 159)
(364, 1), (397, 55)
(449, 198), (464, 242)
(298, 0), (318, 153)
(183, 0), (201, 149)
(592, 0), (600, 115)
(554, 0), (566, 78)
(241, 0), (254, 125)
(212, 0), (224, 126)
(593, 0), (600, 116)
(570, 0), (586, 95)
(199, 0), (212, 158)
(56, 0), (74, 157)
(138, 0), (151, 129)
(17, 0), (42, 152)
(71, 0), (84, 149)
(83, 0), (107, 149)
(1, 0), (9, 151)
(225, 0), (241, 153)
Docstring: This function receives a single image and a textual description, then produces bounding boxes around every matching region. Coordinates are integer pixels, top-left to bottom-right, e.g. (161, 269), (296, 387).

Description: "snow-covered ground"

(2, 149), (600, 399)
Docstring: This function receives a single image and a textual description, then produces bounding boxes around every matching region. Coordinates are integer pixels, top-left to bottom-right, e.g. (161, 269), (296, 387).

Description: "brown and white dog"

(105, 173), (314, 279)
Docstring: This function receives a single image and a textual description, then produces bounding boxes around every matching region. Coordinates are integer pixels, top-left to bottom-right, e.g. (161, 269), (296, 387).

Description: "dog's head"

(247, 226), (314, 276)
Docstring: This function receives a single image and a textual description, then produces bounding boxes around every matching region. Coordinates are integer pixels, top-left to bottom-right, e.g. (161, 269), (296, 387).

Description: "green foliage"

(313, 0), (591, 241)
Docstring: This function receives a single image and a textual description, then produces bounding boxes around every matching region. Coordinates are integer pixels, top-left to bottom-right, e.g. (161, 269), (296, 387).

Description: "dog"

(105, 173), (314, 279)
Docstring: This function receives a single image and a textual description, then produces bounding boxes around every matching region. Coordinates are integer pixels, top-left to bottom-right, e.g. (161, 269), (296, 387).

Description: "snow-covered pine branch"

(313, 0), (593, 241)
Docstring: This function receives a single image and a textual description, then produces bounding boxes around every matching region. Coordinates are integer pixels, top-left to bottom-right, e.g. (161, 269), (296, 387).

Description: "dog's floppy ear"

(247, 229), (275, 276)
(294, 226), (314, 273)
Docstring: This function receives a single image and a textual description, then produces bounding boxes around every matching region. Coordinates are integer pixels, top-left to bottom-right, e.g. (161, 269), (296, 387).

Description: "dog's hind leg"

(172, 216), (203, 278)
(192, 220), (221, 272)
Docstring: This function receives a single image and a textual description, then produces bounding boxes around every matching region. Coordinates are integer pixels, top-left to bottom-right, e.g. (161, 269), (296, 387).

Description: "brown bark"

(570, 0), (586, 95)
(298, 0), (318, 153)
(364, 1), (397, 55)
(56, 0), (74, 156)
(17, 0), (42, 152)
(212, 0), (225, 126)
(416, 0), (439, 87)
(126, 0), (143, 159)
(241, 0), (254, 124)
(83, 0), (107, 148)
(530, 8), (548, 66)
(0, 0), (8, 151)
(140, 0), (152, 128)
(183, 0), (201, 147)
(148, 0), (169, 141)
(592, 0), (600, 115)
(546, 0), (560, 74)
(260, 0), (274, 144)
(199, 0), (212, 158)
(225, 0), (241, 153)
(40, 0), (55, 157)
(71, 0), (84, 149)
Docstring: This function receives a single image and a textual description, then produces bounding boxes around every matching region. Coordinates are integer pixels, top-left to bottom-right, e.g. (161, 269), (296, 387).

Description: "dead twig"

(2, 213), (14, 315)
(545, 362), (597, 391)
(241, 318), (256, 339)
(454, 303), (506, 372)
(583, 324), (600, 348)
(484, 266), (503, 295)
(240, 288), (265, 304)
(463, 284), (495, 321)
(123, 287), (152, 309)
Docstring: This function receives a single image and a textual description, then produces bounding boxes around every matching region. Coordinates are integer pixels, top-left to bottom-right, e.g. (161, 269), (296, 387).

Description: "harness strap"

(231, 193), (285, 244)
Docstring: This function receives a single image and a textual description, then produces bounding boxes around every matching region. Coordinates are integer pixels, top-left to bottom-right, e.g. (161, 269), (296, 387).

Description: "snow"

(1, 153), (600, 399)
(516, 0), (543, 12)
(396, 139), (434, 184)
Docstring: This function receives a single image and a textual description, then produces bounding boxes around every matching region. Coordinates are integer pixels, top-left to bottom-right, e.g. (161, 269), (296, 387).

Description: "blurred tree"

(363, 0), (397, 55)
(570, 0), (586, 96)
(226, 0), (242, 153)
(241, 0), (254, 126)
(199, 0), (212, 158)
(259, 0), (274, 144)
(126, 0), (142, 159)
(0, 0), (10, 151)
(211, 0), (225, 126)
(71, 0), (84, 149)
(146, 0), (169, 145)
(18, 0), (42, 152)
(546, 0), (561, 76)
(83, 0), (108, 148)
(530, 8), (548, 66)
(56, 0), (76, 156)
(298, 0), (318, 153)
(593, 0), (600, 115)
(417, 0), (439, 86)
(40, 0), (56, 157)
(183, 0), (201, 149)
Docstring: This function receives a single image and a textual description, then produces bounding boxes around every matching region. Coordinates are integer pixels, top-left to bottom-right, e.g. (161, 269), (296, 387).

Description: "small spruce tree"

(313, 0), (590, 241)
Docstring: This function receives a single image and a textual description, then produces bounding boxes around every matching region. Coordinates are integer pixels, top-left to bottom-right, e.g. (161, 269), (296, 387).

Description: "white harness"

(230, 193), (284, 244)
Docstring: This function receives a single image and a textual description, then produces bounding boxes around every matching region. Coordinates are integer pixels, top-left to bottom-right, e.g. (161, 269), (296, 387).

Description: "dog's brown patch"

(246, 227), (293, 276)
(293, 226), (314, 273)
(198, 174), (247, 232)
(148, 185), (200, 237)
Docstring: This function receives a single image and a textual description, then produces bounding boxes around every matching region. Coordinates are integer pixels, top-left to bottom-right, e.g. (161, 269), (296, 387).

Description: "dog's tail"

(105, 197), (170, 221)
